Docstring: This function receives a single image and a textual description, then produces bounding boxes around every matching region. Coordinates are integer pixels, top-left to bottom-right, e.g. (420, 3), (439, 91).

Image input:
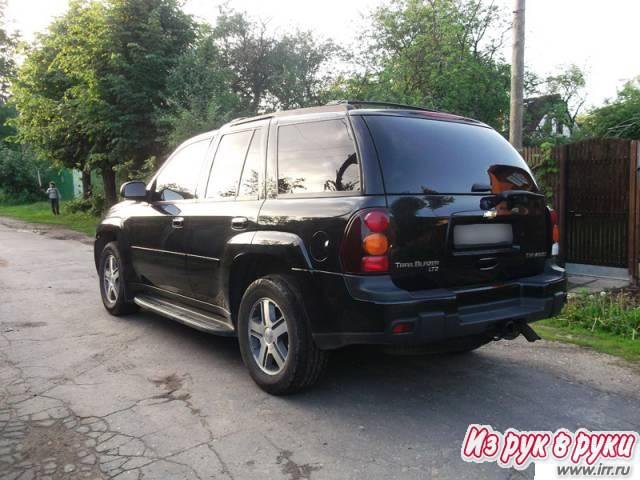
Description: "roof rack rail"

(327, 100), (435, 112)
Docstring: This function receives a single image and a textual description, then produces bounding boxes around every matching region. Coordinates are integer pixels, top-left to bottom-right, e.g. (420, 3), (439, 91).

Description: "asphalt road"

(1, 218), (639, 480)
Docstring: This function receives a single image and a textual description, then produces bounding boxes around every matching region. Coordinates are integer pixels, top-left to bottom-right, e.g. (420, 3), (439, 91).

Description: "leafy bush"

(556, 290), (640, 340)
(62, 192), (105, 217)
(0, 145), (50, 203)
(0, 188), (41, 204)
(581, 78), (640, 140)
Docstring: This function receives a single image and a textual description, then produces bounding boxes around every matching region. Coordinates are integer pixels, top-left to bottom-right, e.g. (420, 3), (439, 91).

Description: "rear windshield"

(364, 115), (536, 194)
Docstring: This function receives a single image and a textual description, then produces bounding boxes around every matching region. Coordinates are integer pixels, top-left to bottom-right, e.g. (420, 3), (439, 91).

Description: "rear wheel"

(237, 275), (329, 395)
(99, 241), (138, 316)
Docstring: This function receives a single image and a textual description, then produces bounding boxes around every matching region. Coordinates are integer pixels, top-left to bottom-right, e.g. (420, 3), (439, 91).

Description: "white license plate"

(454, 223), (513, 248)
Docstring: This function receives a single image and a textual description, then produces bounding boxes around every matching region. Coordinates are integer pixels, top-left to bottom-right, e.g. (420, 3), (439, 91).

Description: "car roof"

(224, 100), (488, 129)
(182, 101), (489, 143)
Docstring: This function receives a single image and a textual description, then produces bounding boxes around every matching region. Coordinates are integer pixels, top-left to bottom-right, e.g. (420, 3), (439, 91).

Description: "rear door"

(127, 137), (211, 295)
(186, 122), (268, 305)
(362, 114), (549, 291)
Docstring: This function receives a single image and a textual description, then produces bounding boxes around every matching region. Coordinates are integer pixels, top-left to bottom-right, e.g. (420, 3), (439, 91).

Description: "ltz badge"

(394, 260), (440, 272)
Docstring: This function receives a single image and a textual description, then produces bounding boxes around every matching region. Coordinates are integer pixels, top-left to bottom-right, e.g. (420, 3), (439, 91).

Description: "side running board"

(134, 294), (235, 336)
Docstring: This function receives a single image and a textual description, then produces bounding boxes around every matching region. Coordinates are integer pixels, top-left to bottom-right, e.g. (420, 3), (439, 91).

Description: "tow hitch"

(519, 323), (541, 342)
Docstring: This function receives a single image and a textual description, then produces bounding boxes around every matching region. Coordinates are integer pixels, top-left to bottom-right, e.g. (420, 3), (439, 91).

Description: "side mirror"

(120, 181), (147, 201)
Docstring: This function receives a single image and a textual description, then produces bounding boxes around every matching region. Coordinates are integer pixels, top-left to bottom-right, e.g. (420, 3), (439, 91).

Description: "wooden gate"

(524, 140), (639, 275)
(563, 140), (631, 267)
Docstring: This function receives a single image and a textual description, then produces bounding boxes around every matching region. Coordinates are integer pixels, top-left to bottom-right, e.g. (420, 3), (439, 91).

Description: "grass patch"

(0, 201), (98, 236)
(536, 321), (640, 363)
(537, 289), (640, 363)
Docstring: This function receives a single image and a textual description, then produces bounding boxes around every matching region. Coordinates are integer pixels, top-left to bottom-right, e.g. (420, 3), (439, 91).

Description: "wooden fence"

(522, 139), (640, 280)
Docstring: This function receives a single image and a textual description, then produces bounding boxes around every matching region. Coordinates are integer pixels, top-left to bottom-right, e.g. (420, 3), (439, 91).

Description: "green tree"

(160, 8), (336, 146)
(524, 64), (586, 145)
(0, 0), (16, 103)
(94, 0), (195, 204)
(581, 78), (640, 140)
(331, 0), (511, 129)
(12, 0), (195, 206)
(157, 24), (243, 148)
(0, 0), (18, 144)
(11, 1), (104, 198)
(212, 9), (335, 111)
(544, 65), (586, 129)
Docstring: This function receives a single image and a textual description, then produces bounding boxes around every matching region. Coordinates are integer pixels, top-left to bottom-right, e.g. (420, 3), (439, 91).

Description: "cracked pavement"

(1, 218), (639, 480)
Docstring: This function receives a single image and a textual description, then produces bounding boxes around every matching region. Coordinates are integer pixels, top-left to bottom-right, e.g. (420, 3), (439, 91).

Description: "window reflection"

(277, 120), (360, 195)
(365, 116), (535, 194)
(155, 139), (210, 201)
(238, 129), (264, 199)
(207, 130), (253, 199)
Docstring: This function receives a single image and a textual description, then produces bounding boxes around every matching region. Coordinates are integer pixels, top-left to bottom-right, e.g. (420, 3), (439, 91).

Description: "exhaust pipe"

(495, 321), (541, 343)
(501, 321), (520, 340)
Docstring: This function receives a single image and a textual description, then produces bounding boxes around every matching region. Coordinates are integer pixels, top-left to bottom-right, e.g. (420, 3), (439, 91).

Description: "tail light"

(340, 209), (393, 274)
(548, 207), (559, 256)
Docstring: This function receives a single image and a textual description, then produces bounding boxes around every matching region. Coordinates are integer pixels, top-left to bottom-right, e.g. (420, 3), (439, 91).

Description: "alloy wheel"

(102, 254), (120, 306)
(248, 298), (289, 375)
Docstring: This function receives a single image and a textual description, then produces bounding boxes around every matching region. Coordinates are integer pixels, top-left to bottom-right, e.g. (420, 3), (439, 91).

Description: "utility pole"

(509, 0), (525, 151)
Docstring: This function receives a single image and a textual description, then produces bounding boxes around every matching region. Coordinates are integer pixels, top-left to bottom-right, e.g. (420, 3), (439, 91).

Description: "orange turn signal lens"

(362, 233), (389, 256)
(553, 224), (560, 243)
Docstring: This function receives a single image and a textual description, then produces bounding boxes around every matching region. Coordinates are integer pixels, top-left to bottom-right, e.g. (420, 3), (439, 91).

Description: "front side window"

(206, 130), (253, 199)
(155, 139), (210, 201)
(277, 119), (359, 195)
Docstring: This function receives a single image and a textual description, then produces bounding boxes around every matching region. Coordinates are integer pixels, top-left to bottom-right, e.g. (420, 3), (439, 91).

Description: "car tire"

(99, 241), (139, 316)
(237, 274), (329, 395)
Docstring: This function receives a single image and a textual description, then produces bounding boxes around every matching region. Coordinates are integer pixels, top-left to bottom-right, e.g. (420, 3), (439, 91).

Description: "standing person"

(46, 182), (61, 215)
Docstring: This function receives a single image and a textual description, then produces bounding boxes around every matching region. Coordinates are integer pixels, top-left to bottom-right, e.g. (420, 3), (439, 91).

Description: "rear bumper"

(310, 261), (567, 349)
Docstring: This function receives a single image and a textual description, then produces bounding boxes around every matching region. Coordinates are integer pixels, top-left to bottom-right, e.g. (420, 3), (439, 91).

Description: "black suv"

(95, 101), (566, 394)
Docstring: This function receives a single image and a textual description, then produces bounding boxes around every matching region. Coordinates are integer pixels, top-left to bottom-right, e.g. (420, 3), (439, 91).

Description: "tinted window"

(277, 119), (359, 195)
(364, 116), (536, 194)
(206, 130), (253, 199)
(238, 129), (264, 199)
(155, 139), (210, 201)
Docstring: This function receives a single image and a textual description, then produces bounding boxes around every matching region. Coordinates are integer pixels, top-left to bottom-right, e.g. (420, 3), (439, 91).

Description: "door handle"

(231, 217), (248, 230)
(478, 257), (498, 271)
(172, 217), (184, 229)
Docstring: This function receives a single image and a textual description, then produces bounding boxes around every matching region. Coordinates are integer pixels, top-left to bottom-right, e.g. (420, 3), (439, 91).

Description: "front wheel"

(98, 241), (138, 316)
(237, 275), (329, 395)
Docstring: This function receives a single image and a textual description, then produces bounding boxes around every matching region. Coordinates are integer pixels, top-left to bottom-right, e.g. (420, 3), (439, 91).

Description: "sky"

(5, 0), (639, 109)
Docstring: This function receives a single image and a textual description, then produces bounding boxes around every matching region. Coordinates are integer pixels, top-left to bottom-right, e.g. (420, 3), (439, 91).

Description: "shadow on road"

(124, 309), (639, 439)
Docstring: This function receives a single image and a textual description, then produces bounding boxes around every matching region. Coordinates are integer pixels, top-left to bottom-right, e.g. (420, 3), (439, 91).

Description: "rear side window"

(155, 139), (210, 201)
(364, 116), (536, 194)
(206, 130), (253, 199)
(277, 119), (359, 195)
(238, 129), (264, 199)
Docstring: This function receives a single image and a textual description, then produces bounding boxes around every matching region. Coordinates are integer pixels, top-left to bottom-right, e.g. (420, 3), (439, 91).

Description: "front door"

(128, 137), (212, 296)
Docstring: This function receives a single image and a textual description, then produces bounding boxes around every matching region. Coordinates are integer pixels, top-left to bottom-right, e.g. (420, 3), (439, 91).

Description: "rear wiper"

(471, 183), (492, 192)
(480, 189), (545, 210)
